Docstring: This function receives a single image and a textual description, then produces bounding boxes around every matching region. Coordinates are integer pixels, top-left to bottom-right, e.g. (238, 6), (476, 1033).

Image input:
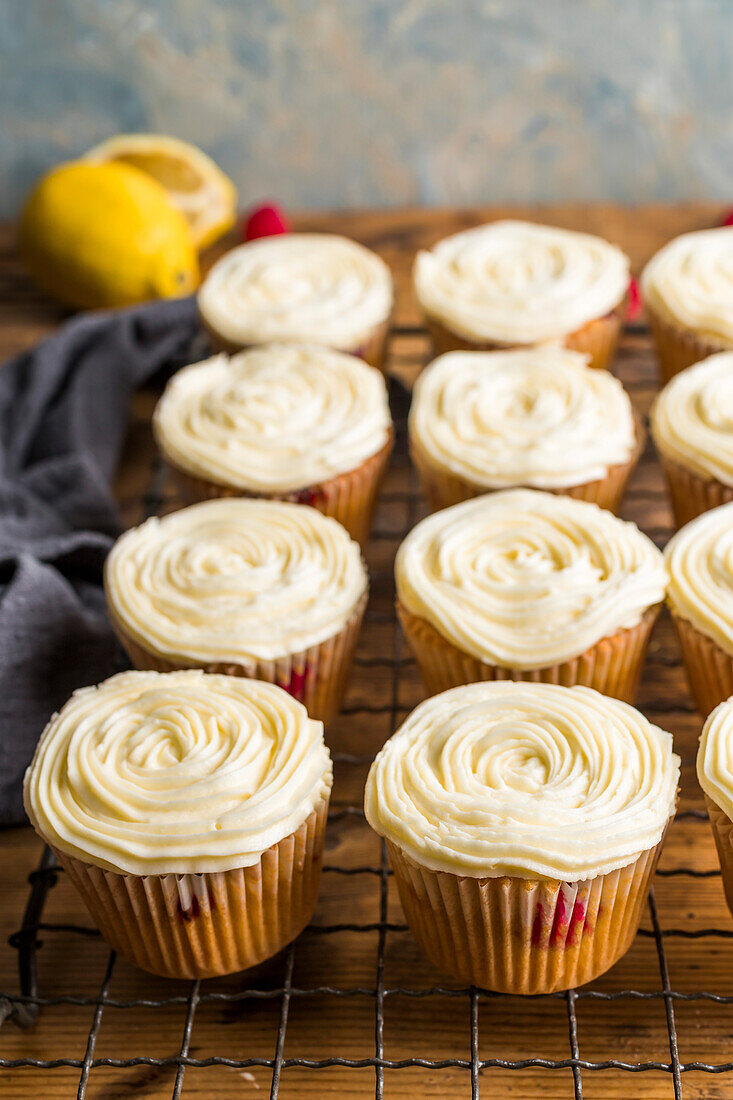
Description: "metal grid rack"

(2, 320), (733, 1100)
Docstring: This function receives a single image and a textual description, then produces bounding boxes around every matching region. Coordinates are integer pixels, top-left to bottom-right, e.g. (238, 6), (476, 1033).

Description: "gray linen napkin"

(0, 296), (199, 824)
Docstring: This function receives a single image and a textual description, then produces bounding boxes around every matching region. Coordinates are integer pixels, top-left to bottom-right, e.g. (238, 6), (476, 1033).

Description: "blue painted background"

(2, 0), (733, 217)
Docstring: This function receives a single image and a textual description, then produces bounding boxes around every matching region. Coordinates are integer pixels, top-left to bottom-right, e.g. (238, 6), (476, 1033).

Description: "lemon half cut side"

(85, 134), (237, 249)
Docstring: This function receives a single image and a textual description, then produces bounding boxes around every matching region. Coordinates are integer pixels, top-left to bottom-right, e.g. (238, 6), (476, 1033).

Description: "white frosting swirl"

(396, 489), (667, 669)
(153, 345), (392, 492)
(409, 347), (636, 489)
(365, 681), (679, 880)
(641, 227), (733, 345)
(665, 502), (733, 657)
(105, 499), (367, 663)
(23, 669), (333, 875)
(651, 353), (733, 485)
(697, 697), (733, 821)
(198, 233), (393, 349)
(414, 220), (629, 343)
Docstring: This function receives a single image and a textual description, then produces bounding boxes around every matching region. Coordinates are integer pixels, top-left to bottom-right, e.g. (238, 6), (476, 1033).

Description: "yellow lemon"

(85, 134), (237, 249)
(20, 161), (199, 310)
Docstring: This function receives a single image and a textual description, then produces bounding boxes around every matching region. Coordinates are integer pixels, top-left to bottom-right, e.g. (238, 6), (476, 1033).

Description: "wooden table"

(2, 206), (733, 1100)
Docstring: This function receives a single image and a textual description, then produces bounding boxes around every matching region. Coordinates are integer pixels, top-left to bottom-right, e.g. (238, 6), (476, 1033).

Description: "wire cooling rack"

(2, 319), (733, 1100)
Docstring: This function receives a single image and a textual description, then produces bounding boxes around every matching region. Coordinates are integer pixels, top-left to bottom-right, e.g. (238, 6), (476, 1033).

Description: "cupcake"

(665, 502), (733, 716)
(697, 698), (733, 917)
(104, 499), (368, 724)
(651, 352), (733, 527)
(197, 233), (394, 371)
(409, 346), (643, 513)
(396, 489), (666, 701)
(153, 344), (393, 546)
(641, 227), (733, 383)
(413, 220), (630, 370)
(365, 681), (679, 994)
(23, 669), (333, 979)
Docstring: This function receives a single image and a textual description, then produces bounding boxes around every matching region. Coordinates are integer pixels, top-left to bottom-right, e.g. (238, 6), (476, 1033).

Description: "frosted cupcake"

(198, 233), (394, 371)
(24, 670), (333, 979)
(642, 227), (733, 382)
(409, 347), (642, 513)
(154, 344), (393, 546)
(665, 502), (733, 715)
(413, 220), (630, 370)
(365, 681), (678, 994)
(651, 352), (733, 527)
(697, 699), (733, 918)
(396, 490), (666, 701)
(104, 499), (368, 723)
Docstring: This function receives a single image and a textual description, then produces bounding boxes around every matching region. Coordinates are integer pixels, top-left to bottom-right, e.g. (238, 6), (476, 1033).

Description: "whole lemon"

(20, 161), (200, 309)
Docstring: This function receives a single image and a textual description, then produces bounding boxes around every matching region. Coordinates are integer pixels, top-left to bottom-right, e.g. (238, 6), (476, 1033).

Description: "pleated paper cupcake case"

(646, 307), (726, 384)
(410, 414), (645, 515)
(658, 450), (733, 529)
(56, 795), (329, 980)
(704, 793), (733, 918)
(671, 610), (733, 718)
(110, 588), (368, 726)
(199, 313), (392, 374)
(397, 600), (660, 703)
(423, 301), (625, 372)
(385, 836), (665, 995)
(164, 431), (394, 548)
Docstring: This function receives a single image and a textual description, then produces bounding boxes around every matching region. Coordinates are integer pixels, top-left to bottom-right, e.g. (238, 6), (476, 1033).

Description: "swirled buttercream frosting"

(651, 352), (733, 485)
(697, 698), (733, 821)
(23, 669), (333, 875)
(153, 344), (392, 492)
(409, 348), (636, 489)
(396, 489), (667, 669)
(105, 499), (367, 664)
(365, 681), (679, 880)
(664, 502), (733, 657)
(198, 233), (393, 349)
(414, 220), (629, 343)
(641, 227), (733, 345)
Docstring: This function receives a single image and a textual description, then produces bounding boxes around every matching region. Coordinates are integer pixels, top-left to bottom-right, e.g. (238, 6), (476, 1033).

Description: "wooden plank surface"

(2, 205), (733, 1100)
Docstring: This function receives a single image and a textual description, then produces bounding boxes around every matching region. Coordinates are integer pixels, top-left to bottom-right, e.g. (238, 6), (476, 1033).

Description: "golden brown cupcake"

(198, 233), (394, 371)
(641, 226), (733, 383)
(651, 352), (733, 527)
(409, 346), (642, 513)
(697, 698), (733, 919)
(104, 499), (368, 724)
(365, 681), (679, 994)
(665, 502), (733, 715)
(413, 220), (629, 370)
(23, 669), (333, 979)
(154, 344), (393, 546)
(396, 489), (667, 701)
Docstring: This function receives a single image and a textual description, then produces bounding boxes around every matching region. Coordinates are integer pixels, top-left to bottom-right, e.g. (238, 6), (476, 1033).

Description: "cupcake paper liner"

(349, 314), (392, 374)
(670, 609), (733, 717)
(658, 450), (733, 529)
(200, 313), (392, 374)
(703, 793), (733, 919)
(397, 600), (660, 703)
(57, 795), (329, 980)
(164, 431), (394, 549)
(386, 833), (666, 994)
(109, 589), (368, 726)
(424, 302), (625, 372)
(410, 414), (645, 515)
(646, 306), (726, 384)
(563, 306), (625, 372)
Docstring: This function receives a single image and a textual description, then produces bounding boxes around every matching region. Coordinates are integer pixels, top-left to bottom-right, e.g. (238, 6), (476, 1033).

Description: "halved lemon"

(85, 134), (237, 249)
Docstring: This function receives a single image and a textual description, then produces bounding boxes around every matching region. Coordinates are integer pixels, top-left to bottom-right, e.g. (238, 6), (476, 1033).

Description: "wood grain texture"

(2, 205), (733, 1099)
